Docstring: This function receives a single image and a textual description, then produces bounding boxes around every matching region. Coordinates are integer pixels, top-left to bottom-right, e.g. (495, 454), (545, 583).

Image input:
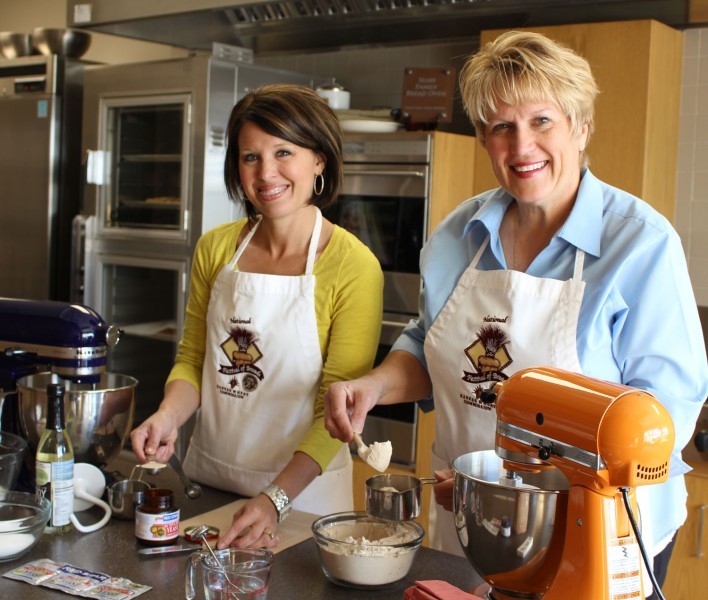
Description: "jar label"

(135, 508), (180, 543)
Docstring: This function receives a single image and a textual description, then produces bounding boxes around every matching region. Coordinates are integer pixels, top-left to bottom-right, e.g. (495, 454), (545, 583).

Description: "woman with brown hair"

(131, 84), (383, 549)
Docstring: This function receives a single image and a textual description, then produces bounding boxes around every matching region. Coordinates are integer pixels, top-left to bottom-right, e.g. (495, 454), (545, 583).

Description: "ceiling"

(68, 0), (690, 54)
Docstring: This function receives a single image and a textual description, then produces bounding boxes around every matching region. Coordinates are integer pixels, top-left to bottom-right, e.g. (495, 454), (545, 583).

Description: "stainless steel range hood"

(67, 0), (688, 54)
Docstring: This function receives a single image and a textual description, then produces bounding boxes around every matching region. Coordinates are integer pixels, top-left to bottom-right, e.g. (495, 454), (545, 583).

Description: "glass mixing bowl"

(0, 491), (51, 562)
(312, 511), (424, 589)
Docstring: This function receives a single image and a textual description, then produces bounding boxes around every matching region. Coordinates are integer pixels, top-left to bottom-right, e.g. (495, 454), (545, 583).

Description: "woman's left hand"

(216, 495), (280, 550)
(432, 469), (455, 512)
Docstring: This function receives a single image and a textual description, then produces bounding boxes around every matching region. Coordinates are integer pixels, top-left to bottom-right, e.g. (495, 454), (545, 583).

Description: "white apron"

(183, 208), (352, 515)
(423, 236), (586, 555)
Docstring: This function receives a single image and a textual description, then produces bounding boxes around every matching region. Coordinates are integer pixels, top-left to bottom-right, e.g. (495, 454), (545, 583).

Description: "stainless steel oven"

(324, 131), (439, 465)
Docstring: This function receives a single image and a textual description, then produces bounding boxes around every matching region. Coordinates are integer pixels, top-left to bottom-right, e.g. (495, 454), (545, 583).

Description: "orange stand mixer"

(454, 366), (675, 600)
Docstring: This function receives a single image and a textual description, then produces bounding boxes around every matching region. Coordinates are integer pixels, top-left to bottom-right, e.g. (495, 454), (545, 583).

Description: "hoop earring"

(313, 173), (325, 196)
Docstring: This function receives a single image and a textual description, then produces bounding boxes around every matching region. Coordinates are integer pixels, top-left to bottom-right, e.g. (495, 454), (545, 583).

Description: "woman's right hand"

(130, 408), (179, 464)
(323, 376), (383, 443)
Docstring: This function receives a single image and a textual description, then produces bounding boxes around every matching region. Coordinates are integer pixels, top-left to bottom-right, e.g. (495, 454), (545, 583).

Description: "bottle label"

(135, 508), (180, 543)
(36, 459), (75, 527)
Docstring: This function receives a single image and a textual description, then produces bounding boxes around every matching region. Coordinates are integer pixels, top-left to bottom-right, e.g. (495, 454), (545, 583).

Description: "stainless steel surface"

(17, 372), (137, 467)
(0, 55), (84, 301)
(365, 473), (435, 521)
(107, 479), (151, 520)
(31, 28), (91, 59)
(168, 453), (202, 499)
(0, 32), (38, 58)
(497, 420), (606, 470)
(453, 450), (570, 599)
(65, 0), (688, 53)
(137, 542), (200, 555)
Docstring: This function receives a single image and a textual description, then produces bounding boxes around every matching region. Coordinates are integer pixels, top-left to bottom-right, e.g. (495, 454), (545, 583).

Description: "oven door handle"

(343, 169), (426, 178)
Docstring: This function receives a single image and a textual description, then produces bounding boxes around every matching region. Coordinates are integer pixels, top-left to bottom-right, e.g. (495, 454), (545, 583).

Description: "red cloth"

(403, 580), (485, 599)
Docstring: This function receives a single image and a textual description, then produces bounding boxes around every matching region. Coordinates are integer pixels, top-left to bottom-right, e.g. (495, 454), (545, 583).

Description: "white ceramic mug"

(70, 463), (111, 533)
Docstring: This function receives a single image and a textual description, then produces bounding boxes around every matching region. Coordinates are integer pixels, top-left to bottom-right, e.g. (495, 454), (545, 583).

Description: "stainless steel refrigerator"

(77, 49), (322, 444)
(0, 55), (84, 301)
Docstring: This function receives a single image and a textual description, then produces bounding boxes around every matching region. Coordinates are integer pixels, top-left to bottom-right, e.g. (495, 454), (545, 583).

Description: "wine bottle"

(35, 383), (74, 533)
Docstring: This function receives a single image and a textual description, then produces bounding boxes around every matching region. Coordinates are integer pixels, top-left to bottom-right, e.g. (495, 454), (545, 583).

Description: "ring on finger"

(263, 528), (275, 540)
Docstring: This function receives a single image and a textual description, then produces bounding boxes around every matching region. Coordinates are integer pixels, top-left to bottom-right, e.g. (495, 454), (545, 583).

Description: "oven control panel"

(343, 132), (432, 163)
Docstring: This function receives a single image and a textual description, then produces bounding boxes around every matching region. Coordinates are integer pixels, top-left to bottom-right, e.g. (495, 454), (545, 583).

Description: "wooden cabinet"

(474, 20), (683, 223)
(690, 0), (708, 23)
(662, 461), (708, 599)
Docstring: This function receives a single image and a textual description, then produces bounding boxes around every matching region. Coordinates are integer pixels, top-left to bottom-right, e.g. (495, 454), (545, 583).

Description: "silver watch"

(260, 484), (292, 522)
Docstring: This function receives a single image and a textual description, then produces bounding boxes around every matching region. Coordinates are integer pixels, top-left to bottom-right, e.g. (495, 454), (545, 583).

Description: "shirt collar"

(557, 169), (603, 258)
(463, 169), (603, 259)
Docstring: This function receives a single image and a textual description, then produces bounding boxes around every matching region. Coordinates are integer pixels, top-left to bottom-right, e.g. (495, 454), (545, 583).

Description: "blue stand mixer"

(0, 298), (137, 491)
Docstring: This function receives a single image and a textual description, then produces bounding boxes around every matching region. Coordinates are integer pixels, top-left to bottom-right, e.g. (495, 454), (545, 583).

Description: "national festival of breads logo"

(219, 325), (264, 392)
(462, 323), (512, 385)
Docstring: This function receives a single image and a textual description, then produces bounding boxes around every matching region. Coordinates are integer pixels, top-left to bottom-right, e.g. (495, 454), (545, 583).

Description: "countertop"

(2, 451), (484, 599)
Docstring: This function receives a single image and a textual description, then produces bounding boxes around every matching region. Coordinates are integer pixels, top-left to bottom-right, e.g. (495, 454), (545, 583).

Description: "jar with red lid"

(135, 488), (180, 546)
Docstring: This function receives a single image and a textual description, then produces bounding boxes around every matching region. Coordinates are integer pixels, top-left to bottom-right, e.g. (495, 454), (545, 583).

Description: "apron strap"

(228, 208), (323, 273)
(230, 219), (260, 267)
(572, 248), (585, 281)
(304, 208), (322, 276)
(470, 235), (490, 269)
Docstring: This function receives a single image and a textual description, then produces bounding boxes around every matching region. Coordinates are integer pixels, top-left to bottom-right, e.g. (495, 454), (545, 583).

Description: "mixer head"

(0, 298), (121, 387)
(485, 367), (674, 492)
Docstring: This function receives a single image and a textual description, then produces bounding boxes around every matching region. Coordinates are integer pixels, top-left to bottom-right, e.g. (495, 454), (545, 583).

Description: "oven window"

(324, 194), (424, 273)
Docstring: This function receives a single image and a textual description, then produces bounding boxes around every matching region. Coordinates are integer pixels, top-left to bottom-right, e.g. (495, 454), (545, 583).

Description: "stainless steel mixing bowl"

(453, 450), (570, 599)
(17, 372), (137, 467)
(0, 32), (38, 58)
(31, 27), (91, 58)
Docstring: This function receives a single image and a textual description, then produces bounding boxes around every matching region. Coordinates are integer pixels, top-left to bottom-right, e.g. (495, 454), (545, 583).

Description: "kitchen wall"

(254, 42), (476, 134)
(676, 27), (708, 307)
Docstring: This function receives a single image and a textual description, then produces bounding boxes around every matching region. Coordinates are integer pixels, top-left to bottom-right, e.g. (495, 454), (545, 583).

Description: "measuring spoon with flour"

(353, 433), (392, 472)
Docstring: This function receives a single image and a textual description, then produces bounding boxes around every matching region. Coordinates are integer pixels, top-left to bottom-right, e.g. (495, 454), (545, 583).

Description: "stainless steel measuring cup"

(365, 473), (436, 521)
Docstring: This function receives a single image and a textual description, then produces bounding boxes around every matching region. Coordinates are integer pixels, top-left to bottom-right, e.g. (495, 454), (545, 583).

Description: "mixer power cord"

(620, 487), (667, 600)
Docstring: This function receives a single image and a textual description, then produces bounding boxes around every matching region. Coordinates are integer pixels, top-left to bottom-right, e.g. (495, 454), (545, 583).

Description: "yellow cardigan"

(168, 219), (384, 472)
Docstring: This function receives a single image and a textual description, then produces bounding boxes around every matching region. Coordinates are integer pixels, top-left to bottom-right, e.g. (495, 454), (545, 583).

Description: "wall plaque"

(400, 67), (456, 129)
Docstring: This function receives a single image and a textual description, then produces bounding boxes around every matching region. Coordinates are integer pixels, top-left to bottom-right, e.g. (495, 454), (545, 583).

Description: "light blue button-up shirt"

(394, 168), (708, 552)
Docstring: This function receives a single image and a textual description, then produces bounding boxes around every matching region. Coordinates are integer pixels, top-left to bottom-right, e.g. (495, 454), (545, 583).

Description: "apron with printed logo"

(423, 236), (586, 555)
(183, 208), (352, 515)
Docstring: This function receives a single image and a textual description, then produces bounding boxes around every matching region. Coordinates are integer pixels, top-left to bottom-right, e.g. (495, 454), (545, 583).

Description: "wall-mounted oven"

(325, 130), (475, 465)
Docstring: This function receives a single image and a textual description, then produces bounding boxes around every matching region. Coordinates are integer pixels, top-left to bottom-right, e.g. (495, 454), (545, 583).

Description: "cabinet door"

(473, 20), (682, 222)
(662, 466), (708, 598)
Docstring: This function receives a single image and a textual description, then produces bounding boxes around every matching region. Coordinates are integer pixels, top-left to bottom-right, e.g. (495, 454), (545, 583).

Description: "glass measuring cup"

(185, 547), (273, 600)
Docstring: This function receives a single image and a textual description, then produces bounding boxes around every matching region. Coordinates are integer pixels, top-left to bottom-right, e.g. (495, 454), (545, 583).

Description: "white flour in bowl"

(315, 520), (421, 587)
